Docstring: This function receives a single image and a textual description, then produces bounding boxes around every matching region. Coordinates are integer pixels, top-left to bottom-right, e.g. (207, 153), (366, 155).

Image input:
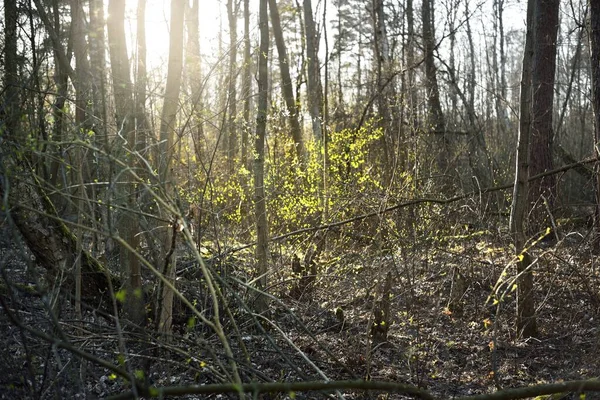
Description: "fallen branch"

(107, 377), (600, 400)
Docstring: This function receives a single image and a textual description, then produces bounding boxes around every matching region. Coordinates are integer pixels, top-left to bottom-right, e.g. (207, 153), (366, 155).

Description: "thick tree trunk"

(529, 0), (559, 232)
(589, 0), (600, 245)
(2, 181), (116, 304)
(2, 0), (18, 138)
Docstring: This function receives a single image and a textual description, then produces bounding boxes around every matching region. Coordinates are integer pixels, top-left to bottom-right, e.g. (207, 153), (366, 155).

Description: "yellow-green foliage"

(267, 120), (385, 232)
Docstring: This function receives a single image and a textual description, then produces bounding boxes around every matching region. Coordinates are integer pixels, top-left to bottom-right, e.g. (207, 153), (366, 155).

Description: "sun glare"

(125, 0), (223, 71)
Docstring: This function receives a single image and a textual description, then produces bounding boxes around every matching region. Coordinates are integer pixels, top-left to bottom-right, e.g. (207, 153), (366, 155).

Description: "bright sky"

(125, 0), (225, 70)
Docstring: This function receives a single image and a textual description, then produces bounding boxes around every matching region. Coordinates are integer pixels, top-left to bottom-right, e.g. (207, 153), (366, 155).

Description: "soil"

(1, 220), (600, 399)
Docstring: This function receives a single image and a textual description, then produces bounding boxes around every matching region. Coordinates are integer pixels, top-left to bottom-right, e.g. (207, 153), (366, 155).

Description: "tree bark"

(226, 0), (239, 174)
(254, 0), (270, 313)
(371, 0), (392, 181)
(107, 0), (144, 325)
(2, 0), (18, 139)
(268, 0), (307, 165)
(510, 0), (537, 339)
(303, 0), (324, 142)
(422, 0), (448, 177)
(589, 0), (600, 245)
(241, 0), (251, 168)
(529, 0), (560, 232)
(157, 0), (185, 335)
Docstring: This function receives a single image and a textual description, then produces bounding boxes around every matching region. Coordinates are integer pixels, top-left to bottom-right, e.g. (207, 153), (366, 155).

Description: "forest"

(2, 0), (600, 398)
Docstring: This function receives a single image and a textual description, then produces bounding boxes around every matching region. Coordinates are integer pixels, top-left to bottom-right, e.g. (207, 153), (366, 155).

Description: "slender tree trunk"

(226, 0), (239, 174)
(157, 0), (185, 336)
(422, 0), (448, 177)
(89, 0), (108, 149)
(241, 0), (251, 168)
(107, 0), (144, 325)
(303, 0), (324, 142)
(510, 0), (537, 339)
(71, 0), (90, 129)
(268, 0), (307, 164)
(254, 0), (270, 313)
(135, 0), (149, 153)
(187, 0), (205, 164)
(371, 0), (391, 180)
(405, 0), (418, 175)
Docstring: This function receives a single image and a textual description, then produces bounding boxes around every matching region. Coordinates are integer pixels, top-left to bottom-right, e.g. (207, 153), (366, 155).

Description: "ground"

(1, 217), (600, 399)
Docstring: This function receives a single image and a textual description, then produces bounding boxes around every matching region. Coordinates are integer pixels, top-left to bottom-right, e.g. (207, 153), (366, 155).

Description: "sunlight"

(125, 0), (223, 70)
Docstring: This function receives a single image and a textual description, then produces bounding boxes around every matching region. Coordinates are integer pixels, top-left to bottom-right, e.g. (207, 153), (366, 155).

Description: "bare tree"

(422, 0), (448, 177)
(254, 0), (270, 313)
(590, 0), (600, 243)
(226, 0), (239, 173)
(107, 0), (144, 325)
(269, 0), (307, 164)
(303, 0), (324, 141)
(528, 0), (560, 230)
(241, 0), (252, 167)
(157, 0), (186, 336)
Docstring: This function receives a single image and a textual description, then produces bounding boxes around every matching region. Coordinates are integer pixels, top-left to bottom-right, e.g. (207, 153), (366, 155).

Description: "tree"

(226, 0), (239, 174)
(186, 0), (205, 166)
(529, 0), (560, 230)
(157, 0), (186, 335)
(510, 0), (536, 338)
(590, 0), (600, 243)
(269, 0), (307, 164)
(241, 0), (252, 167)
(2, 0), (18, 138)
(370, 0), (392, 180)
(303, 0), (324, 142)
(510, 0), (559, 339)
(254, 0), (270, 313)
(422, 0), (448, 177)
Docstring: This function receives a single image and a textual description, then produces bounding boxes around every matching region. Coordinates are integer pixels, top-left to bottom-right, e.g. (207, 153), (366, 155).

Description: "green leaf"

(115, 289), (127, 303)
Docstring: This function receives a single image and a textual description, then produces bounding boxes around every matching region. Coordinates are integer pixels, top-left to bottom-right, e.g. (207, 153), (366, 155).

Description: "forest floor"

(1, 218), (600, 399)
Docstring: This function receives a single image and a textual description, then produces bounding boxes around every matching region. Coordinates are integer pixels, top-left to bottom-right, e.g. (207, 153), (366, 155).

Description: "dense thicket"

(1, 0), (600, 398)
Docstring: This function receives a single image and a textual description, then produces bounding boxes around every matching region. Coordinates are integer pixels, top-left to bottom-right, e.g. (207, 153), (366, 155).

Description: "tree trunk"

(186, 0), (205, 165)
(528, 0), (559, 233)
(268, 0), (307, 165)
(135, 0), (149, 154)
(157, 0), (185, 336)
(422, 0), (448, 177)
(2, 0), (18, 139)
(107, 0), (144, 325)
(371, 0), (392, 181)
(254, 0), (270, 313)
(226, 0), (239, 174)
(589, 0), (600, 245)
(241, 0), (251, 168)
(303, 0), (324, 142)
(510, 0), (537, 339)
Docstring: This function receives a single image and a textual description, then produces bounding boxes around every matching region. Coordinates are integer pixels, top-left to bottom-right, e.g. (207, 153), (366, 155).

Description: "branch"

(107, 379), (435, 400)
(107, 377), (600, 400)
(230, 155), (600, 253)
